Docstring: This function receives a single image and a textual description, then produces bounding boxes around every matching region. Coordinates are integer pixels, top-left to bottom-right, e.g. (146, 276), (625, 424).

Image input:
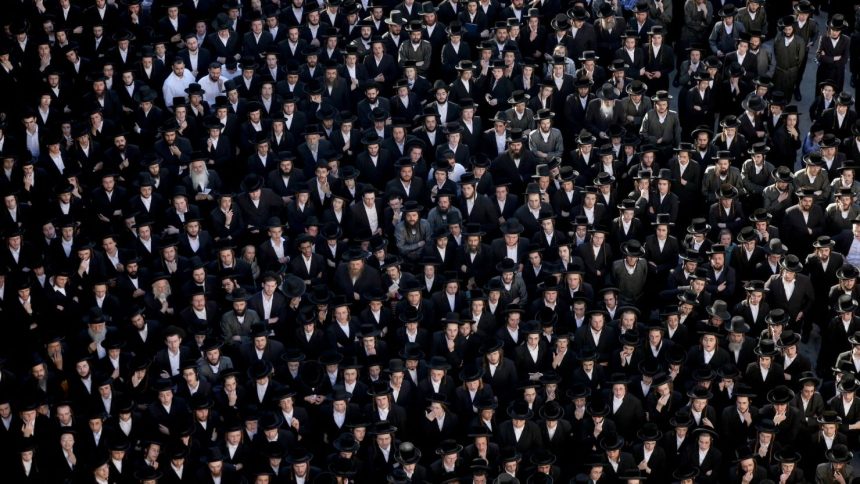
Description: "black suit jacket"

(496, 420), (543, 459)
(764, 273), (815, 322)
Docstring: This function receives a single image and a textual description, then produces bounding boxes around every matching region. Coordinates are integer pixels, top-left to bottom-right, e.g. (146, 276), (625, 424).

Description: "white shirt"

(162, 72), (194, 107)
(495, 132), (507, 153)
(262, 294), (274, 319)
(506, 326), (519, 343)
(783, 279), (795, 300)
(257, 381), (268, 402)
(591, 328), (602, 347)
(364, 204), (379, 233)
(26, 129), (40, 157)
(168, 350), (181, 375)
(116, 414), (134, 436)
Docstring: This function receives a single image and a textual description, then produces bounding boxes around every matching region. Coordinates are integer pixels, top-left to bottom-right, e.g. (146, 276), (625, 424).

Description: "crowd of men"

(4, 0), (860, 482)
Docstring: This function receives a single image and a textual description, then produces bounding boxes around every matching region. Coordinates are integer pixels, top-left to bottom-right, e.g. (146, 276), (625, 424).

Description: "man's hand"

(21, 419), (35, 437)
(834, 470), (846, 484)
(50, 351), (63, 370)
(656, 393), (670, 411)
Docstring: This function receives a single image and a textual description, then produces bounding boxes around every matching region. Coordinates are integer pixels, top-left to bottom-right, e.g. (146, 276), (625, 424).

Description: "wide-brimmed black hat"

(396, 442), (422, 464)
(705, 300), (730, 320)
(599, 432), (625, 451)
(767, 385), (795, 404)
(754, 339), (779, 357)
(827, 444), (854, 463)
(506, 400), (533, 420)
(779, 254), (803, 272)
(620, 240), (644, 258)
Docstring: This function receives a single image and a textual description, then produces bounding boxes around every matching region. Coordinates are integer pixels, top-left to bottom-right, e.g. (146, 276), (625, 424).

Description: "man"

(701, 153), (743, 205)
(237, 174), (284, 238)
(334, 248), (382, 304)
(782, 187), (826, 258)
(584, 85), (625, 141)
(819, 92), (858, 142)
(528, 110), (564, 161)
(773, 15), (806, 102)
(724, 32), (758, 82)
(682, 428), (722, 483)
(640, 91), (682, 154)
(612, 240), (649, 307)
(641, 26), (675, 94)
(398, 21), (432, 75)
(497, 401), (542, 458)
(816, 15), (851, 93)
(814, 444), (854, 484)
(162, 58), (195, 109)
(563, 78), (596, 142)
(490, 129), (538, 196)
(764, 255), (815, 340)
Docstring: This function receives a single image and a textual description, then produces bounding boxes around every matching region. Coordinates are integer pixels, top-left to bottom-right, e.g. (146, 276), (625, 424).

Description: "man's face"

(171, 60), (186, 77)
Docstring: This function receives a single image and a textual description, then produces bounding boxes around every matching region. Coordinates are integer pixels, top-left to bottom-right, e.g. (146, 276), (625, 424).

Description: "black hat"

(779, 254), (803, 272)
(507, 400), (534, 420)
(396, 442), (422, 464)
(767, 385), (795, 404)
(827, 444), (854, 463)
(599, 432), (625, 451)
(620, 240), (645, 257)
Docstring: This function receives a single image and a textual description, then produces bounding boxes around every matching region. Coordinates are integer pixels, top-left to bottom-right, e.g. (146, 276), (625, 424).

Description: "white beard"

(600, 104), (614, 118)
(190, 170), (209, 189)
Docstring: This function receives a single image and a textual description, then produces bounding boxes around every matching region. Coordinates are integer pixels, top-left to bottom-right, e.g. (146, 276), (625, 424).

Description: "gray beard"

(600, 104), (614, 118)
(190, 170), (209, 189)
(89, 328), (106, 343)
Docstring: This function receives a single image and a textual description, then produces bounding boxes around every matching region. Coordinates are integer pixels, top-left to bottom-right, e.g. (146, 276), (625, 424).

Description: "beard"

(89, 327), (107, 343)
(728, 342), (743, 353)
(600, 103), (614, 118)
(190, 169), (209, 189)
